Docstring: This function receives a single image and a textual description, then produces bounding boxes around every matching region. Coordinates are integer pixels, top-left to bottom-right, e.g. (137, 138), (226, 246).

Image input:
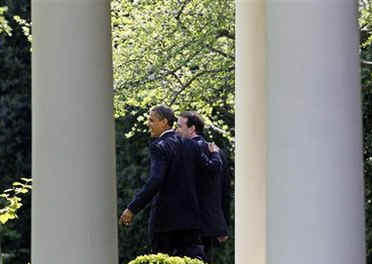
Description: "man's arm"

(220, 151), (232, 227)
(194, 140), (223, 174)
(122, 144), (168, 222)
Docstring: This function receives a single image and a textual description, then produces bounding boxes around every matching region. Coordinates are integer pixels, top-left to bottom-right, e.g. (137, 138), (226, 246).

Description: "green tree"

(128, 253), (205, 264)
(0, 6), (11, 36)
(111, 0), (235, 263)
(0, 0), (31, 262)
(0, 178), (31, 264)
(111, 0), (234, 142)
(1, 0), (235, 262)
(0, 178), (32, 225)
(360, 0), (372, 263)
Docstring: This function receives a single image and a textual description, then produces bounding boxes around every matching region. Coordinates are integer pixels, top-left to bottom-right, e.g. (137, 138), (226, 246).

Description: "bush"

(128, 253), (205, 264)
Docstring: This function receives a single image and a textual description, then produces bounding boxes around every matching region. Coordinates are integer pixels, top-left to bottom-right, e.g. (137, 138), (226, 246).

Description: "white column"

(32, 0), (118, 263)
(266, 1), (365, 264)
(236, 1), (266, 264)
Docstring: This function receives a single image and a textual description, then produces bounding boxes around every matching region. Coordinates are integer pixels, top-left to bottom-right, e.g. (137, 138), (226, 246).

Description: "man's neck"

(159, 129), (173, 138)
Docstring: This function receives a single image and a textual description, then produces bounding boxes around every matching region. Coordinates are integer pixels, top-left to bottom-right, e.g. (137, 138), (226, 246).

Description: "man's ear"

(161, 118), (169, 128)
(191, 125), (196, 133)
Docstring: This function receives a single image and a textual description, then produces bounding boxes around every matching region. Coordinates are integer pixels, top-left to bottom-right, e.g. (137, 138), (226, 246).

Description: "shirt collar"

(159, 129), (174, 138)
(191, 134), (202, 140)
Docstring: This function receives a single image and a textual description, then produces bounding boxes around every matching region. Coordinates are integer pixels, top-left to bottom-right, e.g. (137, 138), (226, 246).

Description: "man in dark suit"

(120, 105), (222, 260)
(176, 111), (232, 263)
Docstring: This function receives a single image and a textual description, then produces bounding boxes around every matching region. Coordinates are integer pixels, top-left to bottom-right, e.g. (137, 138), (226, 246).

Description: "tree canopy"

(0, 0), (31, 262)
(6, 1), (372, 264)
(111, 0), (235, 144)
(360, 1), (372, 262)
(111, 1), (235, 263)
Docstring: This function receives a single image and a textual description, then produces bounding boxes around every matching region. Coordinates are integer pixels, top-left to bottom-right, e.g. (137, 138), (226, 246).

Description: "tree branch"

(171, 72), (184, 87)
(206, 45), (234, 60)
(216, 29), (235, 40)
(175, 0), (192, 21)
(169, 67), (234, 106)
(362, 59), (372, 65)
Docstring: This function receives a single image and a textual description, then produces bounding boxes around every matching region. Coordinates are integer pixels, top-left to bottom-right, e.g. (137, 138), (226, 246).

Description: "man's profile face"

(176, 117), (193, 138)
(147, 111), (167, 138)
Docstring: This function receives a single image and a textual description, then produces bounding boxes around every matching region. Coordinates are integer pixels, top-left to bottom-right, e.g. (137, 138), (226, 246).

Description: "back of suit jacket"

(128, 131), (222, 235)
(193, 135), (229, 237)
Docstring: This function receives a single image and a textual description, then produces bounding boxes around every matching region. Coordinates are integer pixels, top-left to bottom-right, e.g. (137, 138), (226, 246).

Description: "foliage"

(0, 178), (32, 225)
(116, 109), (235, 263)
(0, 0), (31, 189)
(0, 5), (30, 38)
(0, 178), (31, 264)
(2, 1), (371, 264)
(13, 15), (31, 43)
(111, 0), (235, 144)
(360, 0), (372, 263)
(116, 114), (152, 263)
(128, 253), (205, 264)
(112, 1), (235, 263)
(0, 0), (31, 263)
(2, 0), (234, 263)
(0, 6), (11, 36)
(361, 0), (372, 48)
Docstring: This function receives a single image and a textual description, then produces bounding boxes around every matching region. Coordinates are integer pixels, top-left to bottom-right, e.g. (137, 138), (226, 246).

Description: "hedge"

(128, 253), (205, 264)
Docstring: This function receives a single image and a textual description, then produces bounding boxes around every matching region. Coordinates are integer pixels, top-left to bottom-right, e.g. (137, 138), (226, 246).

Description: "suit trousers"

(202, 236), (222, 264)
(151, 229), (206, 261)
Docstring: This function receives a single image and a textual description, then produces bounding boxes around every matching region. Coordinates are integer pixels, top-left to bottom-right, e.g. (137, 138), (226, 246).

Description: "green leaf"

(0, 214), (10, 225)
(21, 178), (32, 183)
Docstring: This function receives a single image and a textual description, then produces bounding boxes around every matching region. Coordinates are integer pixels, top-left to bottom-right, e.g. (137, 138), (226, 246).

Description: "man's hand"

(217, 235), (229, 243)
(120, 208), (134, 226)
(208, 142), (220, 153)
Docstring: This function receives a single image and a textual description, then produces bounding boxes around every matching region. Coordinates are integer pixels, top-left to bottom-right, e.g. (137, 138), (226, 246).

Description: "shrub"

(0, 178), (32, 224)
(128, 253), (205, 264)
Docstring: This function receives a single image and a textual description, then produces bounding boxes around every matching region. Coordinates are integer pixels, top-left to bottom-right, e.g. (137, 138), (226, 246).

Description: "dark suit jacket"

(128, 131), (222, 235)
(193, 135), (230, 237)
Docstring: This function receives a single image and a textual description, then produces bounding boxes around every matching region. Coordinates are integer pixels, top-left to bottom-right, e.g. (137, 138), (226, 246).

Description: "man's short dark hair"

(180, 111), (205, 135)
(151, 105), (177, 128)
